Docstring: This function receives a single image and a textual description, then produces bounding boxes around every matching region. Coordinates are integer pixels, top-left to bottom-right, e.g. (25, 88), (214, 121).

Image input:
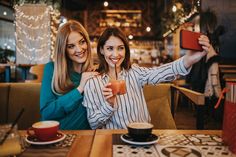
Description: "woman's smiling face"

(101, 35), (126, 72)
(66, 31), (88, 67)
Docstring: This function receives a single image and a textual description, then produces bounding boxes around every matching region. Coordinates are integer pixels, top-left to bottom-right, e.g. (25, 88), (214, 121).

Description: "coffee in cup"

(27, 121), (59, 141)
(109, 80), (126, 95)
(127, 122), (153, 141)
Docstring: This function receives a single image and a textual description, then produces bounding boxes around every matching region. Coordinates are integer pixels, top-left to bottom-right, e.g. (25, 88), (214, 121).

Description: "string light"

(14, 4), (60, 63)
(50, 8), (60, 60)
(17, 39), (50, 52)
(14, 5), (50, 64)
(172, 5), (177, 12)
(14, 6), (51, 21)
(163, 8), (198, 37)
(16, 19), (50, 30)
(16, 46), (50, 61)
(197, 0), (201, 7)
(14, 27), (50, 41)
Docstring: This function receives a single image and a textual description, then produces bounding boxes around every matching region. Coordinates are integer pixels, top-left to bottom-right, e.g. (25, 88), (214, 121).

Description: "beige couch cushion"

(8, 83), (41, 129)
(147, 97), (176, 129)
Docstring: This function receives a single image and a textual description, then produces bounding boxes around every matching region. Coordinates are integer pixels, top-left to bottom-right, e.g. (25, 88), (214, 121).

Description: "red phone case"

(180, 30), (203, 51)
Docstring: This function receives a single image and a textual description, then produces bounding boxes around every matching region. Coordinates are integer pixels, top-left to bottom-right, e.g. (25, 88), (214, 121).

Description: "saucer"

(25, 132), (66, 145)
(121, 134), (159, 145)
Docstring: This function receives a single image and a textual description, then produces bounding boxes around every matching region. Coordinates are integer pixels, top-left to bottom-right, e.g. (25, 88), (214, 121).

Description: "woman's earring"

(100, 48), (104, 55)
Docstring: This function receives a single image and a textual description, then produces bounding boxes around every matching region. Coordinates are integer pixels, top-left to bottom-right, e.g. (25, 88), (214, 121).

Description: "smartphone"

(180, 30), (203, 51)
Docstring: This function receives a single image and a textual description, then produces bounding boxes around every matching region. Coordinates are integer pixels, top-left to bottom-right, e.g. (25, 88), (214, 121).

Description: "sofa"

(0, 83), (176, 130)
(0, 83), (41, 129)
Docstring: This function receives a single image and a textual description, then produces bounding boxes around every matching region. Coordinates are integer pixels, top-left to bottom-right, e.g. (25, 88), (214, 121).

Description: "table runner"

(112, 134), (236, 157)
(19, 134), (76, 157)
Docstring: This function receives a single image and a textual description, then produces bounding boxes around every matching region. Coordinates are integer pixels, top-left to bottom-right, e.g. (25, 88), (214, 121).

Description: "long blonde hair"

(53, 20), (91, 94)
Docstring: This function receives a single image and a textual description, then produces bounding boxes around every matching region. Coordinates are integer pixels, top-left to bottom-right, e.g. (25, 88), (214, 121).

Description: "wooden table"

(20, 129), (223, 157)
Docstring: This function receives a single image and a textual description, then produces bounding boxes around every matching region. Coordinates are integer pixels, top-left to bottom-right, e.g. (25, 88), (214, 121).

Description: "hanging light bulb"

(146, 26), (151, 32)
(128, 35), (133, 40)
(104, 1), (109, 7)
(172, 5), (177, 12)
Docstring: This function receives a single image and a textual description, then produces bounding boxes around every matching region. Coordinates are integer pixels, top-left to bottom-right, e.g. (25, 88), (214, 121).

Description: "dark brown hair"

(97, 27), (131, 74)
(200, 8), (217, 34)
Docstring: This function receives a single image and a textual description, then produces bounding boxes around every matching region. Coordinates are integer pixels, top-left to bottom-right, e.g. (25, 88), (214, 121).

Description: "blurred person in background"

(186, 8), (225, 123)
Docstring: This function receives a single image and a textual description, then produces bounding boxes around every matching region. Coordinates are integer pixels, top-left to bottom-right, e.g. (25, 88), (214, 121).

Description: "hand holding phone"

(180, 30), (203, 51)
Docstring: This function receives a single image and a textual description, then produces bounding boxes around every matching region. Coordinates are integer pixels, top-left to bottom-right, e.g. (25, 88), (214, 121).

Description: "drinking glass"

(0, 124), (22, 156)
(109, 79), (127, 95)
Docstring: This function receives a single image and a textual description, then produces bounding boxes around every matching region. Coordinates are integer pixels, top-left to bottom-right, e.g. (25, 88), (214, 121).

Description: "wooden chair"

(25, 64), (45, 83)
(144, 83), (176, 129)
(144, 83), (205, 129)
(171, 85), (205, 129)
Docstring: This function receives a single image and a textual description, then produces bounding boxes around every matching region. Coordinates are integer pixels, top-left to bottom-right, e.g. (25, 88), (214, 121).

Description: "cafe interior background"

(0, 0), (236, 130)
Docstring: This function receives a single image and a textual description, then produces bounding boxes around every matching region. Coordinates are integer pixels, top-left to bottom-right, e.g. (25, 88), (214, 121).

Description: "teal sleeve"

(40, 62), (83, 120)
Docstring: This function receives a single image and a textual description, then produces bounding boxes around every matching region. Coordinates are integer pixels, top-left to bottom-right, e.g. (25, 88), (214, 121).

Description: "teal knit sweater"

(40, 62), (90, 130)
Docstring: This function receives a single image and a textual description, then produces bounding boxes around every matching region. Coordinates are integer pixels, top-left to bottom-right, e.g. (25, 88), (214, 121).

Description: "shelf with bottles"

(99, 10), (142, 28)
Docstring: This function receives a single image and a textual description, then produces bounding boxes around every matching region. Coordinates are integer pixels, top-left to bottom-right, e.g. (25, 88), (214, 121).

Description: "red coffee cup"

(109, 80), (126, 95)
(27, 121), (59, 141)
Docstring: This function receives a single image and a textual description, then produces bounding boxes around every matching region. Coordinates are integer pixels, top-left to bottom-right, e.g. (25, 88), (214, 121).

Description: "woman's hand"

(77, 71), (99, 93)
(88, 64), (99, 72)
(183, 35), (211, 68)
(102, 83), (116, 107)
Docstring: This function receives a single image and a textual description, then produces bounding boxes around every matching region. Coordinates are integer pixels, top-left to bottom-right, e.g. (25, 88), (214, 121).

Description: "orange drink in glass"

(109, 79), (126, 95)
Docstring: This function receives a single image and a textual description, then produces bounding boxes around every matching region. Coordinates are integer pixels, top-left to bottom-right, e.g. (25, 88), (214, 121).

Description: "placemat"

(19, 134), (76, 157)
(158, 134), (223, 146)
(113, 134), (158, 157)
(113, 134), (236, 157)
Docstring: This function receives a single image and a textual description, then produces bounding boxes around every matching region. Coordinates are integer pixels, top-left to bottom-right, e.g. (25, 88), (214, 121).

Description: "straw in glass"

(114, 64), (118, 80)
(0, 108), (24, 145)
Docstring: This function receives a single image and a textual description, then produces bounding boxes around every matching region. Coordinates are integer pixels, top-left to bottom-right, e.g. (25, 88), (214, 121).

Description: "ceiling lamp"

(146, 27), (151, 32)
(104, 1), (109, 7)
(128, 35), (133, 40)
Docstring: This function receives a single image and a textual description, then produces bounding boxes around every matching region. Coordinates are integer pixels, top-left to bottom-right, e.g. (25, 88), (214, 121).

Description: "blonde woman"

(40, 20), (98, 130)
